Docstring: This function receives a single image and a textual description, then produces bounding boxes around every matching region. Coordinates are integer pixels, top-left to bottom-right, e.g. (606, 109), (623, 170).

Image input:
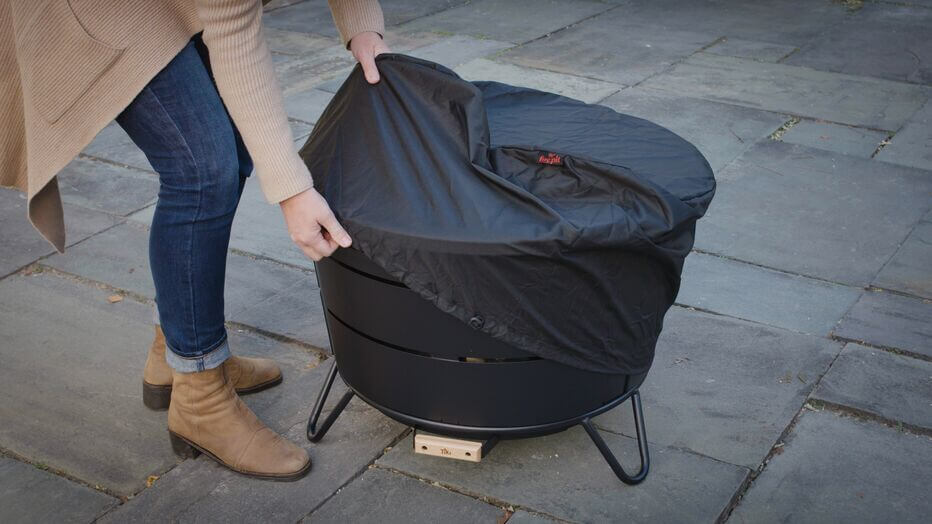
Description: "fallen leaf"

(146, 475), (159, 487)
(108, 294), (123, 303)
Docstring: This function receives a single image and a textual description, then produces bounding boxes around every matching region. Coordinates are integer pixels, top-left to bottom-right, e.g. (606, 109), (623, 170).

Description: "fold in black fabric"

(300, 54), (715, 374)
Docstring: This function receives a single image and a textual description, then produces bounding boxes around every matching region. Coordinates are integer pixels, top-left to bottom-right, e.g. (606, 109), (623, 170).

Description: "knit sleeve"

(196, 0), (312, 204)
(328, 0), (385, 48)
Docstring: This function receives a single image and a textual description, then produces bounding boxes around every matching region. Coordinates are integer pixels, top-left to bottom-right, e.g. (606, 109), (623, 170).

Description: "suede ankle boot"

(143, 326), (283, 410)
(167, 366), (311, 480)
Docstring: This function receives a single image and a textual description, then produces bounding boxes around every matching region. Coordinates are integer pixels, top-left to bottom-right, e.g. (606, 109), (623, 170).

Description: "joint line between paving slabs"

(0, 446), (126, 503)
(629, 35), (727, 90)
(719, 342), (847, 522)
(690, 248), (871, 290)
(227, 248), (316, 275)
(511, 3), (625, 49)
(225, 320), (330, 361)
(369, 463), (573, 524)
(299, 427), (415, 521)
(804, 399), (932, 438)
(77, 152), (156, 175)
(828, 333), (932, 363)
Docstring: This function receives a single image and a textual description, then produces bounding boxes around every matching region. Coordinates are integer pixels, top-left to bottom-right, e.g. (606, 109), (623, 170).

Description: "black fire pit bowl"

(306, 247), (650, 485)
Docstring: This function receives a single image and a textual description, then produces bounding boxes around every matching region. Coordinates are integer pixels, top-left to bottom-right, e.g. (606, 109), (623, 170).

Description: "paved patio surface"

(1, 1), (930, 522)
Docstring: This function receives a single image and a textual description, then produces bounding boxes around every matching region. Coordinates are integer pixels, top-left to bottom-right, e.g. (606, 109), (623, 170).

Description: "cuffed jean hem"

(164, 336), (232, 373)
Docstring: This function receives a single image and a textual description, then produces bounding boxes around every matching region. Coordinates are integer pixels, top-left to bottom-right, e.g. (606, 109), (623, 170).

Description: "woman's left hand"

(349, 31), (391, 84)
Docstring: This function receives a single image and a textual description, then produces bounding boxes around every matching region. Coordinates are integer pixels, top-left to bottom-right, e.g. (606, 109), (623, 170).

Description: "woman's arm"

(195, 0), (384, 261)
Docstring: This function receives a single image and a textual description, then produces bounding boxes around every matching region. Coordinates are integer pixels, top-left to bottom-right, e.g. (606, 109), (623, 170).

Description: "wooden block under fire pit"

(414, 433), (484, 462)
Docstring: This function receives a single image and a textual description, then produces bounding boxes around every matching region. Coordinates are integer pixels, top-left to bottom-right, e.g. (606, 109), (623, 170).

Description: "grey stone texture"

(779, 120), (888, 158)
(641, 53), (927, 130)
(0, 458), (117, 524)
(696, 141), (932, 286)
(407, 35), (513, 68)
(378, 428), (749, 523)
(506, 510), (561, 523)
(454, 59), (620, 104)
(0, 271), (179, 496)
(600, 87), (788, 173)
(705, 37), (797, 62)
(813, 343), (932, 431)
(729, 410), (932, 524)
(875, 97), (932, 172)
(56, 157), (159, 216)
(0, 188), (120, 278)
(82, 122), (153, 172)
(676, 252), (862, 335)
(834, 290), (932, 359)
(500, 9), (717, 86)
(304, 468), (506, 523)
(284, 88), (334, 124)
(784, 3), (932, 85)
(873, 220), (932, 299)
(596, 308), (840, 468)
(398, 0), (612, 45)
(265, 0), (465, 37)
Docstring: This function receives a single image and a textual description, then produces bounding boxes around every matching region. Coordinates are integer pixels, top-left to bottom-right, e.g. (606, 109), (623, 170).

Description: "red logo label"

(537, 152), (563, 165)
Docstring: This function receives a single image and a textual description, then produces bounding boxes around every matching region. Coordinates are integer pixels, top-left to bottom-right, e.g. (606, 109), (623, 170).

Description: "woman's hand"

(280, 188), (352, 261)
(349, 31), (390, 84)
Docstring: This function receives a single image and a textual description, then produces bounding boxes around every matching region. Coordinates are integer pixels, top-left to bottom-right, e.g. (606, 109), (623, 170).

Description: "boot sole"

(168, 431), (312, 481)
(143, 375), (284, 411)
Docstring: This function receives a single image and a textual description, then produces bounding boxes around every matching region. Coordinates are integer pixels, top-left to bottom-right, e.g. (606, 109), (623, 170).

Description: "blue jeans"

(117, 36), (252, 372)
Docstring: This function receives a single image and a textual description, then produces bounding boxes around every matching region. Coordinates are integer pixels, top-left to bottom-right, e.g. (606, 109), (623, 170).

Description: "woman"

(1, 0), (389, 481)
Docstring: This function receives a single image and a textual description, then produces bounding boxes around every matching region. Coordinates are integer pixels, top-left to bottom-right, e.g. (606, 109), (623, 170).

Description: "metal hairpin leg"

(580, 390), (650, 485)
(306, 360), (355, 442)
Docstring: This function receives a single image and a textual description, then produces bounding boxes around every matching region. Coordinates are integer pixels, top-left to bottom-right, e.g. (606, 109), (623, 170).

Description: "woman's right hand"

(279, 188), (352, 261)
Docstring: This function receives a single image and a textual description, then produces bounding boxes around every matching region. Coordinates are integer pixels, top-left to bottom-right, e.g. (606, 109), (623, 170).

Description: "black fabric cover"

(299, 54), (715, 374)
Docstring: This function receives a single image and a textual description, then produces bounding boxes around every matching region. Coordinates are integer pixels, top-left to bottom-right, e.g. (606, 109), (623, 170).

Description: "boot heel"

(169, 432), (201, 459)
(143, 382), (172, 411)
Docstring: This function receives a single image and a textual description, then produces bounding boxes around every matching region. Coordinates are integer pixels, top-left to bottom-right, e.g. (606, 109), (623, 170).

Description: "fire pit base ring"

(304, 249), (651, 485)
(306, 360), (650, 485)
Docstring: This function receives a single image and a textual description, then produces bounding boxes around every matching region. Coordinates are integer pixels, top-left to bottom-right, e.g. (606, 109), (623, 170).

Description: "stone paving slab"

(454, 59), (620, 104)
(398, 0), (612, 45)
(598, 0), (850, 47)
(0, 271), (178, 496)
(875, 97), (932, 172)
(506, 510), (559, 523)
(729, 409), (932, 524)
(265, 0), (465, 36)
(264, 27), (336, 56)
(778, 121), (888, 158)
(0, 458), (118, 524)
(677, 252), (862, 336)
(705, 38), (797, 63)
(813, 343), (932, 431)
(641, 53), (927, 130)
(284, 88), (334, 124)
(784, 3), (932, 85)
(600, 87), (787, 173)
(0, 188), (121, 279)
(82, 122), (153, 172)
(499, 9), (717, 86)
(833, 290), (932, 359)
(408, 34), (513, 68)
(102, 364), (406, 523)
(56, 157), (158, 217)
(378, 428), (749, 523)
(596, 307), (840, 469)
(273, 47), (357, 96)
(233, 276), (330, 350)
(304, 468), (506, 523)
(873, 220), (932, 299)
(695, 140), (932, 286)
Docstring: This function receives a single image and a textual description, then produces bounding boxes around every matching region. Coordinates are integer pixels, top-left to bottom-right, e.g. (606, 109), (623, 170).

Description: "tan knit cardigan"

(0, 0), (383, 252)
